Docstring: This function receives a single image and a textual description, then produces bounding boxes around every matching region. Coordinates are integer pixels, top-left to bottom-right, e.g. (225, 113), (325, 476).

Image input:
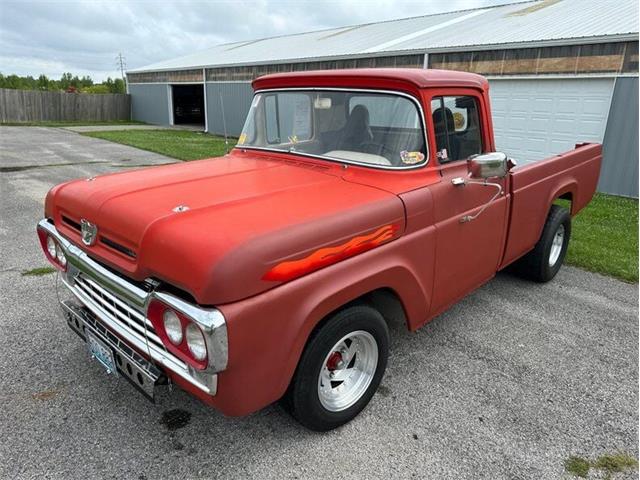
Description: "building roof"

(252, 68), (489, 92)
(129, 0), (639, 73)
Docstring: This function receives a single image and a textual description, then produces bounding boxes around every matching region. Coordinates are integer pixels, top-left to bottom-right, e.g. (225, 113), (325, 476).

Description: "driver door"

(427, 93), (509, 316)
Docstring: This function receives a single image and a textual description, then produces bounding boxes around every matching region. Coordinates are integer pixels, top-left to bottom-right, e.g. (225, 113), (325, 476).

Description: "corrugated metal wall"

(205, 82), (253, 137)
(129, 84), (171, 126)
(599, 77), (639, 198)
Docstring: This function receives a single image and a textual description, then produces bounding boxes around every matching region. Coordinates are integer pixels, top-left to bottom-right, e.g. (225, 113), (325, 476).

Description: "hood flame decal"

(263, 224), (399, 283)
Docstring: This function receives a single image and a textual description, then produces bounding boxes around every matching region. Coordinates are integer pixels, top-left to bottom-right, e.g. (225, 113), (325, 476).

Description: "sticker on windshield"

(237, 133), (247, 145)
(400, 150), (425, 165)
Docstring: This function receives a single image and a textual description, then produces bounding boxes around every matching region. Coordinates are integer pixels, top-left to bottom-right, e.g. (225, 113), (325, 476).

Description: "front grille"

(62, 215), (81, 232)
(100, 236), (137, 259)
(73, 273), (165, 352)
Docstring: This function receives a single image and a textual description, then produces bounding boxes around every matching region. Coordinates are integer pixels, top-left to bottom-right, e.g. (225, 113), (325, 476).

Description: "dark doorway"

(172, 84), (204, 126)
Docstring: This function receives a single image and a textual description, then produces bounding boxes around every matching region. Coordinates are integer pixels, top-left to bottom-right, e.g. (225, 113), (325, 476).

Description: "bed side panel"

(501, 143), (602, 268)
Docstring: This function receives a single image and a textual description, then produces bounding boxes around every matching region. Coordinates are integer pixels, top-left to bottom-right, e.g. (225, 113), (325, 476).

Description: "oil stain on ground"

(161, 409), (192, 431)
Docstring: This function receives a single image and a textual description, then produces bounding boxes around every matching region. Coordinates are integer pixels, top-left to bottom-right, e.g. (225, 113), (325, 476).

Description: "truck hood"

(47, 150), (405, 304)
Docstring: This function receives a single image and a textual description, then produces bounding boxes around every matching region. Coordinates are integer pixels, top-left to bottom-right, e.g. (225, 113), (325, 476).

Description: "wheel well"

(307, 288), (410, 343)
(334, 288), (409, 330)
(554, 191), (574, 215)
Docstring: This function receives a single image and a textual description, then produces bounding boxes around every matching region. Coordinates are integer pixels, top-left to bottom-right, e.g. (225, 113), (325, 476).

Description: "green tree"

(0, 72), (126, 94)
(37, 74), (50, 90)
(113, 78), (125, 93)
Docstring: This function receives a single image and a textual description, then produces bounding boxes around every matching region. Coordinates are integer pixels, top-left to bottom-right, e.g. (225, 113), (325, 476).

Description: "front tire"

(284, 305), (389, 431)
(512, 204), (571, 282)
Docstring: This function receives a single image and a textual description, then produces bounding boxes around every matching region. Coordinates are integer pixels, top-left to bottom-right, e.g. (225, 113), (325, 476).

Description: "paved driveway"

(1, 127), (637, 479)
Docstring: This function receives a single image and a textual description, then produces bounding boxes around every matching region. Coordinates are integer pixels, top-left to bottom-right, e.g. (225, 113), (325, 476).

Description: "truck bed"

(500, 143), (602, 268)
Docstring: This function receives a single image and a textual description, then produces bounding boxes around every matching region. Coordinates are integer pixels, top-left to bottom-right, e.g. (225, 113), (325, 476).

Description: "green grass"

(564, 456), (591, 478)
(565, 453), (638, 479)
(22, 266), (56, 276)
(1, 120), (145, 127)
(82, 129), (230, 161)
(558, 193), (638, 282)
(593, 453), (639, 477)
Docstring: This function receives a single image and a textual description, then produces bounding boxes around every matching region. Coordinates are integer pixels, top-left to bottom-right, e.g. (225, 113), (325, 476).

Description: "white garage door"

(489, 78), (614, 164)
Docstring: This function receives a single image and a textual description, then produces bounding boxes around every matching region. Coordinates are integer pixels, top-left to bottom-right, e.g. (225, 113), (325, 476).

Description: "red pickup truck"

(37, 69), (601, 431)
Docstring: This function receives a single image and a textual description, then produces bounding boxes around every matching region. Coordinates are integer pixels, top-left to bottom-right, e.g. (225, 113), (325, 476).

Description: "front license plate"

(87, 332), (117, 375)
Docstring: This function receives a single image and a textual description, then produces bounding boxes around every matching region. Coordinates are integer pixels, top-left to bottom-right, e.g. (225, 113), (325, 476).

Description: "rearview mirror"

(467, 152), (511, 179)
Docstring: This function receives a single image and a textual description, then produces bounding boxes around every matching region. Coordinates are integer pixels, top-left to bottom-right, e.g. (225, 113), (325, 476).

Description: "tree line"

(0, 73), (126, 94)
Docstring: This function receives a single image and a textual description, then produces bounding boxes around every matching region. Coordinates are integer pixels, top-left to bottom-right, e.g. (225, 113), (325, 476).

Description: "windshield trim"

(237, 87), (429, 171)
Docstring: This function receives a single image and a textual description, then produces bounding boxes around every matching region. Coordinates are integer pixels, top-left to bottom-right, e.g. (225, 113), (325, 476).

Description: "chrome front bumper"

(39, 219), (227, 397)
(62, 300), (164, 399)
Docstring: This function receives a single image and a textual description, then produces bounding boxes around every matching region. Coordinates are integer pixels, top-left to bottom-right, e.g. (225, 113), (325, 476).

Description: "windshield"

(237, 90), (427, 168)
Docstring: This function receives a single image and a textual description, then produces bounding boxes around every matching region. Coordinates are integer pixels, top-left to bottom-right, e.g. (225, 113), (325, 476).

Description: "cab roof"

(252, 68), (488, 92)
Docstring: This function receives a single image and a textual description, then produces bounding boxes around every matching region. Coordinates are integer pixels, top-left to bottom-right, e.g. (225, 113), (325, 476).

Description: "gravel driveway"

(1, 127), (637, 479)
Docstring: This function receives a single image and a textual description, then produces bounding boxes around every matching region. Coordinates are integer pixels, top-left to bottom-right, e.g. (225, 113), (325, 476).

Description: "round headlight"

(185, 323), (207, 361)
(163, 310), (183, 345)
(46, 236), (57, 258)
(56, 247), (67, 267)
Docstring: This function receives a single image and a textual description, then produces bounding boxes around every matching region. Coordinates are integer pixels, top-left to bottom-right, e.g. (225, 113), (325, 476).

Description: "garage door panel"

(552, 117), (577, 135)
(528, 116), (550, 133)
(557, 98), (581, 114)
(580, 119), (607, 136)
(489, 78), (613, 164)
(533, 98), (554, 113)
(583, 98), (609, 114)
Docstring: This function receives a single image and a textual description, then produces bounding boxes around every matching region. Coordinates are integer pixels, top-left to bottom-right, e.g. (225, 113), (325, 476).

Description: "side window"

(431, 95), (483, 163)
(264, 93), (312, 144)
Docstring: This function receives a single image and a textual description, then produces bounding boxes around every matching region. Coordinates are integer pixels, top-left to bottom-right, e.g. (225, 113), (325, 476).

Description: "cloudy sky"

(1, 0), (515, 82)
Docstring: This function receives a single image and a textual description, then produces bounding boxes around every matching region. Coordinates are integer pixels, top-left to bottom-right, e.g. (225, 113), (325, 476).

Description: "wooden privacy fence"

(0, 88), (130, 122)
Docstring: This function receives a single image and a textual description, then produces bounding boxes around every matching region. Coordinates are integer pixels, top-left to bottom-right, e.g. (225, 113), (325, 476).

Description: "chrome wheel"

(317, 330), (378, 412)
(548, 224), (565, 267)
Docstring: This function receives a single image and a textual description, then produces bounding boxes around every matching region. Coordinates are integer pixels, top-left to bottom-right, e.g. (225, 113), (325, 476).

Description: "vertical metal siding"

(599, 77), (639, 198)
(129, 84), (171, 125)
(205, 82), (254, 137)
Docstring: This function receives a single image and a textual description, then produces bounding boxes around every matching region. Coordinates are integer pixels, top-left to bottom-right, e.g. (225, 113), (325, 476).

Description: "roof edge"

(126, 33), (639, 75)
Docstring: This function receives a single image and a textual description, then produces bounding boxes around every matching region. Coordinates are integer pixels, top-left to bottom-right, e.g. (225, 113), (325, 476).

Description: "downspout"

(202, 68), (209, 133)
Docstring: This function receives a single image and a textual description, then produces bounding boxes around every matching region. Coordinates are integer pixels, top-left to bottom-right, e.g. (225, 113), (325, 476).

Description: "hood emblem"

(80, 219), (98, 246)
(172, 205), (190, 213)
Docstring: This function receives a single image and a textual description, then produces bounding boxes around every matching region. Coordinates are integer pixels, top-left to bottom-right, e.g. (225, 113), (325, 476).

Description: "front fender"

(211, 228), (435, 416)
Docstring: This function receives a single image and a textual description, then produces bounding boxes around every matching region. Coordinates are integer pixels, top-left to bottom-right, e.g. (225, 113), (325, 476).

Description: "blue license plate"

(87, 332), (117, 375)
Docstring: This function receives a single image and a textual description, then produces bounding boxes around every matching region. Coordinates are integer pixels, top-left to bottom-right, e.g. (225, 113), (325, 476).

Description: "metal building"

(126, 0), (639, 197)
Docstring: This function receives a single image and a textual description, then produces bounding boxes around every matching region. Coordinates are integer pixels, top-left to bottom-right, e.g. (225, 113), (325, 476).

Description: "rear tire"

(283, 305), (389, 432)
(511, 204), (571, 282)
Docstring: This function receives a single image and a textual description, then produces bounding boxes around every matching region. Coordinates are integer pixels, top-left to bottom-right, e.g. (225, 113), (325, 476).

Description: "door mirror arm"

(450, 177), (503, 223)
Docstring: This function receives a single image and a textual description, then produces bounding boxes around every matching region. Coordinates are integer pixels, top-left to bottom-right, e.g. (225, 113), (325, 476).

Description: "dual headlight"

(145, 300), (209, 368)
(161, 310), (207, 362)
(39, 230), (67, 270)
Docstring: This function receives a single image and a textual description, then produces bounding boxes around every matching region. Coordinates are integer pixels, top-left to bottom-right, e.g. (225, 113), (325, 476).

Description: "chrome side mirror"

(451, 152), (516, 224)
(468, 152), (513, 179)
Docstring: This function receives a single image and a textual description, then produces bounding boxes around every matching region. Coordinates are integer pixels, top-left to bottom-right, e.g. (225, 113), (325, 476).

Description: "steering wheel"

(358, 141), (395, 161)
